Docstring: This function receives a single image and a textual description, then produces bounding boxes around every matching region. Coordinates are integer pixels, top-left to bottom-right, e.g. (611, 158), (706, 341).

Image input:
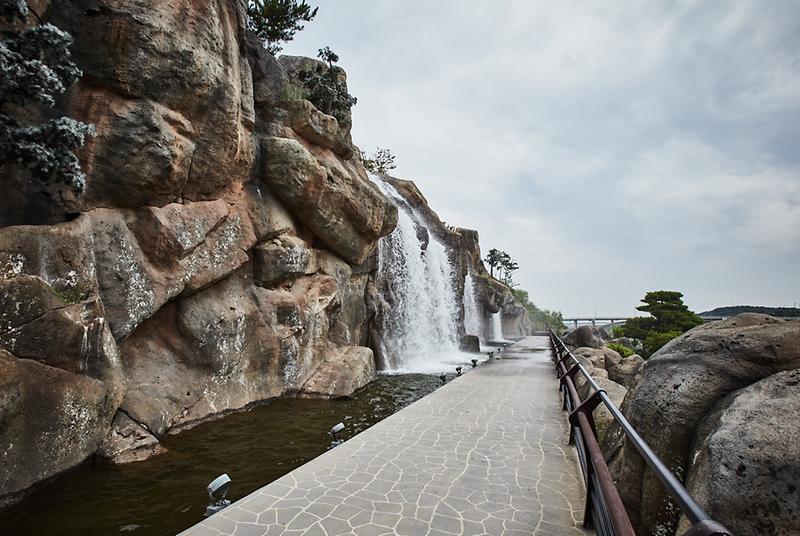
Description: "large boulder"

(605, 314), (800, 534)
(260, 136), (397, 264)
(280, 99), (352, 158)
(606, 354), (644, 388)
(563, 325), (609, 349)
(678, 369), (800, 535)
(299, 346), (376, 398)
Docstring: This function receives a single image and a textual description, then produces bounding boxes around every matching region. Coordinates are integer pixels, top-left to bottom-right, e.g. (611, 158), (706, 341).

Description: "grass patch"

(606, 342), (634, 358)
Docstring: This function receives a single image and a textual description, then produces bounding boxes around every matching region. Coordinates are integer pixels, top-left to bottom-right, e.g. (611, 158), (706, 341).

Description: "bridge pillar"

(573, 319), (578, 329)
(591, 319), (596, 326)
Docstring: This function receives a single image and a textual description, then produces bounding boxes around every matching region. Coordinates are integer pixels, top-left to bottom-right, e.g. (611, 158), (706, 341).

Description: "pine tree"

(619, 290), (704, 356)
(0, 0), (93, 192)
(246, 0), (318, 55)
(484, 248), (503, 278)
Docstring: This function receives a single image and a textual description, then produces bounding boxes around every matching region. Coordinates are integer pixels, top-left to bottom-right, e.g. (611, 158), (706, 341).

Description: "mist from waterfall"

(373, 177), (466, 373)
(463, 272), (482, 340)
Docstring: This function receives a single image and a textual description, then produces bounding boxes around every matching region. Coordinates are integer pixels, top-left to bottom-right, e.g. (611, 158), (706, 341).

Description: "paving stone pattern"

(180, 337), (590, 536)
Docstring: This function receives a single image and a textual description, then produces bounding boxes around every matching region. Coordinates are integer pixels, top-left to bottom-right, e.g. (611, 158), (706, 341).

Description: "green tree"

(302, 47), (357, 124)
(246, 0), (318, 55)
(500, 256), (518, 286)
(512, 288), (566, 332)
(0, 0), (93, 191)
(619, 291), (703, 357)
(484, 248), (503, 278)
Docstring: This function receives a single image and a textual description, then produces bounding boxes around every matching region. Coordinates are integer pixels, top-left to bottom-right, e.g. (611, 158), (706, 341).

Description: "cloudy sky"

(282, 1), (800, 317)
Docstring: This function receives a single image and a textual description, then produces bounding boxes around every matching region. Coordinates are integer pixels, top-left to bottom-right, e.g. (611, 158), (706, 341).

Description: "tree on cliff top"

(302, 47), (357, 124)
(484, 248), (519, 286)
(619, 290), (704, 357)
(0, 0), (93, 192)
(485, 248), (503, 278)
(246, 0), (318, 55)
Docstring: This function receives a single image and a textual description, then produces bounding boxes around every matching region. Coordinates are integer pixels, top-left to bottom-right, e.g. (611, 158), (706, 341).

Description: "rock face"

(604, 314), (800, 535)
(0, 0), (397, 508)
(0, 0), (531, 510)
(563, 325), (610, 349)
(678, 369), (800, 536)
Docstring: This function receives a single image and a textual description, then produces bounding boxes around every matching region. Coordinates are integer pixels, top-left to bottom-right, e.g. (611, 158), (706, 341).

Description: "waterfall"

(373, 177), (463, 373)
(491, 311), (505, 341)
(463, 272), (482, 339)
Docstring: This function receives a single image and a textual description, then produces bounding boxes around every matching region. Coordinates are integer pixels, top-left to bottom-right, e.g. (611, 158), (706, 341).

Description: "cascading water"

(373, 177), (465, 373)
(463, 272), (482, 339)
(491, 311), (505, 341)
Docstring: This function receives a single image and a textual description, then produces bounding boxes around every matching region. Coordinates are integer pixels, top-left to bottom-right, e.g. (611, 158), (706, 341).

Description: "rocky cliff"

(0, 0), (531, 509)
(0, 0), (398, 507)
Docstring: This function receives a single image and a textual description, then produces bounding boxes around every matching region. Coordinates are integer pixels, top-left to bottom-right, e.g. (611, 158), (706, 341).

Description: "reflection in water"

(0, 374), (441, 536)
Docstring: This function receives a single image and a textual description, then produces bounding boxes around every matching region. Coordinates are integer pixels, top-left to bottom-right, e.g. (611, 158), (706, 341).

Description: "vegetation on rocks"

(616, 290), (704, 357)
(246, 0), (318, 54)
(512, 288), (566, 332)
(606, 341), (634, 358)
(360, 147), (396, 173)
(484, 248), (519, 286)
(302, 47), (357, 124)
(0, 0), (93, 192)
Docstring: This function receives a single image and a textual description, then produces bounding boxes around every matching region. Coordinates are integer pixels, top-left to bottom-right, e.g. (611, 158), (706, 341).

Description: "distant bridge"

(563, 315), (800, 330)
(562, 317), (630, 329)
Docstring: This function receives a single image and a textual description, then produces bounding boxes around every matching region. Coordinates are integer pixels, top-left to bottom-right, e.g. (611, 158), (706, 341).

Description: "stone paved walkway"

(180, 336), (589, 536)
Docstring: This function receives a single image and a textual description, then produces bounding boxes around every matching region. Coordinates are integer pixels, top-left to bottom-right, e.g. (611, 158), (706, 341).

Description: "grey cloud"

(282, 0), (800, 315)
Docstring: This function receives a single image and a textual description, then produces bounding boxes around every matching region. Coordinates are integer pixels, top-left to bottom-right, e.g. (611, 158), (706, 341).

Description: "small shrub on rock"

(0, 0), (93, 192)
(606, 342), (634, 358)
(360, 147), (396, 174)
(302, 47), (357, 124)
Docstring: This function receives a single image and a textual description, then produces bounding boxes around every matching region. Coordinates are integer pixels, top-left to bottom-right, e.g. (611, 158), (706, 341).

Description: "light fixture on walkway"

(456, 366), (462, 376)
(204, 474), (232, 517)
(471, 359), (478, 368)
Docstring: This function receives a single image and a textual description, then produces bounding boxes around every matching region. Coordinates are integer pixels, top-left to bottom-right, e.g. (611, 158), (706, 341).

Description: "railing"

(548, 330), (733, 536)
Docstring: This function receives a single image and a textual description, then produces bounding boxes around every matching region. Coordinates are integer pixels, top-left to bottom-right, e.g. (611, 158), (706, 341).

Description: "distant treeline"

(700, 306), (800, 318)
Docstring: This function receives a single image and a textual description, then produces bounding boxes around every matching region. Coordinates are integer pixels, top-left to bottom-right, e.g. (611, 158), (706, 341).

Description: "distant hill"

(700, 306), (800, 318)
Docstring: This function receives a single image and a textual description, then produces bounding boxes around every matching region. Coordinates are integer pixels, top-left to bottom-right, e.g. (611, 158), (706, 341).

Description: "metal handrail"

(548, 330), (733, 536)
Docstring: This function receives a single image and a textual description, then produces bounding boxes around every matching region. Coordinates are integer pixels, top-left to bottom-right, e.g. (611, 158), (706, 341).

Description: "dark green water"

(0, 374), (443, 536)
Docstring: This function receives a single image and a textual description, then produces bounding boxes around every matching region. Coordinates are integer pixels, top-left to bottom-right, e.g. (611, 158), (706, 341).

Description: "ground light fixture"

(330, 422), (345, 442)
(471, 359), (478, 367)
(204, 474), (232, 517)
(456, 366), (462, 376)
(487, 351), (494, 359)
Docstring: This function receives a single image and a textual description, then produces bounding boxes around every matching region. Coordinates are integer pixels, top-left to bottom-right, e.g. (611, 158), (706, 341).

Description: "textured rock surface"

(678, 369), (800, 535)
(563, 325), (609, 349)
(604, 314), (800, 535)
(299, 346), (376, 397)
(0, 0), (399, 507)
